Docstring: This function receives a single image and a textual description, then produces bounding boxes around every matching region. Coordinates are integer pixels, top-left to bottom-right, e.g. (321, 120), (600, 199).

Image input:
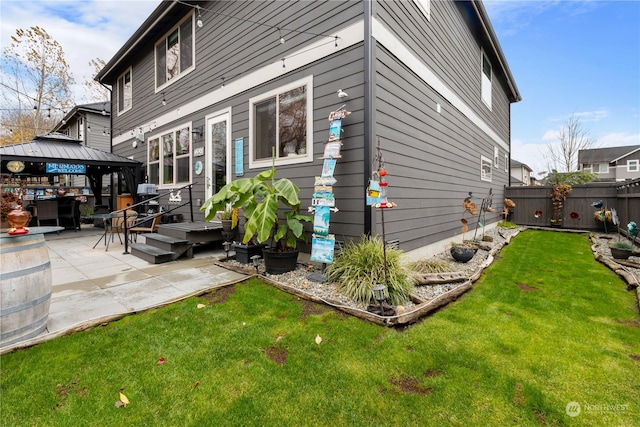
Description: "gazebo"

(0, 133), (142, 206)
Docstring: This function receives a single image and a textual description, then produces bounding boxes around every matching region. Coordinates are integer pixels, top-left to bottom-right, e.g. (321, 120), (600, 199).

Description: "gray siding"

(105, 0), (516, 253)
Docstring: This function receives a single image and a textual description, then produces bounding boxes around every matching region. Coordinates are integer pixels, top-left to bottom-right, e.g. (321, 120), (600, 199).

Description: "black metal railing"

(114, 182), (196, 254)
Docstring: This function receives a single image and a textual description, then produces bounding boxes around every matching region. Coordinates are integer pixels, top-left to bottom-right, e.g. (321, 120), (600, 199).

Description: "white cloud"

(598, 132), (640, 147)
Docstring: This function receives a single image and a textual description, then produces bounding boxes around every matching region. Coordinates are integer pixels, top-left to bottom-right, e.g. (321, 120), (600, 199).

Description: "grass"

(1, 230), (639, 426)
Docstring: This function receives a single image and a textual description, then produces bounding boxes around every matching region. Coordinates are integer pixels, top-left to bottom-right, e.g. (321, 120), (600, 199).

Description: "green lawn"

(1, 230), (639, 426)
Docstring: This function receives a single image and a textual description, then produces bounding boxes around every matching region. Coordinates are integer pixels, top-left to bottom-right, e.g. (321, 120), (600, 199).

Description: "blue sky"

(1, 0), (638, 177)
(484, 0), (640, 176)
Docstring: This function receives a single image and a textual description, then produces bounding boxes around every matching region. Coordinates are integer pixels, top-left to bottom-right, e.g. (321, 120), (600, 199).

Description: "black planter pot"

(233, 243), (267, 264)
(450, 246), (476, 263)
(610, 247), (632, 260)
(263, 248), (299, 274)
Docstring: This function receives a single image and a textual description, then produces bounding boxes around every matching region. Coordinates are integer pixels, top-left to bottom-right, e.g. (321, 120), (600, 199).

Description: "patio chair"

(129, 213), (162, 242)
(36, 200), (60, 228)
(106, 209), (137, 248)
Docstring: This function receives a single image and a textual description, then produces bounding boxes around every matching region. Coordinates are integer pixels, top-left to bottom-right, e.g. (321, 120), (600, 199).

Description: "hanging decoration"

(309, 104), (351, 267)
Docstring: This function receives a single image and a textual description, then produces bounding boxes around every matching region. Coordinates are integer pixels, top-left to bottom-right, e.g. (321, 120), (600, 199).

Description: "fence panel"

(504, 182), (640, 230)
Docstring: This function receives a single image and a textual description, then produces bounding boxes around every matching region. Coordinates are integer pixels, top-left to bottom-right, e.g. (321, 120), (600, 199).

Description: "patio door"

(204, 109), (231, 220)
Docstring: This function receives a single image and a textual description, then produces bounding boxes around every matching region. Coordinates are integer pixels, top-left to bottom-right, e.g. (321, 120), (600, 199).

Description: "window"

(147, 124), (192, 187)
(155, 13), (194, 90)
(415, 0), (430, 20)
(504, 154), (509, 173)
(481, 155), (492, 182)
(249, 76), (313, 168)
(627, 160), (639, 172)
(494, 146), (499, 167)
(590, 163), (609, 174)
(481, 52), (492, 109)
(117, 68), (132, 114)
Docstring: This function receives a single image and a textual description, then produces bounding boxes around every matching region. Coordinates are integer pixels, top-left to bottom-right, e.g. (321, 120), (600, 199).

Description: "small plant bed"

(590, 233), (640, 291)
(216, 226), (521, 325)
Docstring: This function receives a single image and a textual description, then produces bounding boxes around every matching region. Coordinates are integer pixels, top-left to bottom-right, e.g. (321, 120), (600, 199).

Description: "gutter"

(363, 0), (373, 236)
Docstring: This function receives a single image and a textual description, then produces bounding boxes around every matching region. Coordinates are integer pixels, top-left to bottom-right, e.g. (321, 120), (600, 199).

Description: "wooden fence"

(504, 178), (640, 231)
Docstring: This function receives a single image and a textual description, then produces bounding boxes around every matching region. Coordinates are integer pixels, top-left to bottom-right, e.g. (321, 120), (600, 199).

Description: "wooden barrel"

(1, 233), (52, 347)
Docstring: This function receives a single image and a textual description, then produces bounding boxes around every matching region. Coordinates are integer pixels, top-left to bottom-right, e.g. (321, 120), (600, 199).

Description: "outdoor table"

(0, 226), (64, 348)
(89, 212), (138, 253)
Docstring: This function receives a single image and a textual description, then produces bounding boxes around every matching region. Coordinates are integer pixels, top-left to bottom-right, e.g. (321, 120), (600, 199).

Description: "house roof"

(96, 0), (521, 103)
(578, 145), (640, 164)
(53, 102), (111, 132)
(510, 159), (532, 171)
(0, 133), (140, 172)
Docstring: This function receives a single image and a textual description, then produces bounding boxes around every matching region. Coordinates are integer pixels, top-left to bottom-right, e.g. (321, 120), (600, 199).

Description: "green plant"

(200, 166), (311, 251)
(497, 220), (518, 229)
(325, 234), (414, 306)
(409, 259), (455, 274)
(609, 240), (632, 250)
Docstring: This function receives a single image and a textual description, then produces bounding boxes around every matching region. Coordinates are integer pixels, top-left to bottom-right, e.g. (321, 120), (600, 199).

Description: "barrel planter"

(1, 233), (52, 347)
(262, 249), (299, 274)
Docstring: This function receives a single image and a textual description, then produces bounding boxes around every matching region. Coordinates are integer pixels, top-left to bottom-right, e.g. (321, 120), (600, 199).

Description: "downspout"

(363, 0), (374, 236)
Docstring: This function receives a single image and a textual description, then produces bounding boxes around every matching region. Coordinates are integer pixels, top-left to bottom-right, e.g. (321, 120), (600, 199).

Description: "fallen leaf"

(315, 335), (322, 345)
(197, 303), (205, 309)
(115, 400), (125, 408)
(157, 357), (165, 365)
(276, 336), (283, 342)
(242, 322), (246, 326)
(119, 391), (130, 406)
(194, 381), (200, 389)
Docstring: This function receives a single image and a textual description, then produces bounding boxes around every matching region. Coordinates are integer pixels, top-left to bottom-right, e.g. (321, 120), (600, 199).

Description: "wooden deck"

(156, 221), (224, 244)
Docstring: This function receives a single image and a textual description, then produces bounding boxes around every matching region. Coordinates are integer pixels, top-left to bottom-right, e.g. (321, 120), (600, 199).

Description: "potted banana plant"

(200, 165), (312, 274)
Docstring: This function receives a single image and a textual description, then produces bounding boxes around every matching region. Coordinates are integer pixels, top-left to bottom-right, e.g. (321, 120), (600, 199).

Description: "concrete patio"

(1, 226), (248, 353)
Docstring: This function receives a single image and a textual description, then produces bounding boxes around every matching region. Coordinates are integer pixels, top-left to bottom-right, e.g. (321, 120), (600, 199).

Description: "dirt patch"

(533, 409), (548, 425)
(263, 346), (288, 365)
(201, 285), (236, 305)
(298, 299), (330, 317)
(389, 375), (433, 395)
(513, 382), (526, 405)
(424, 368), (444, 378)
(54, 380), (80, 410)
(517, 283), (539, 292)
(629, 354), (640, 362)
(618, 319), (640, 330)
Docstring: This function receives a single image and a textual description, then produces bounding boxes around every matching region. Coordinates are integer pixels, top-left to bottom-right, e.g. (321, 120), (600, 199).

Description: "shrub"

(326, 235), (414, 306)
(409, 259), (455, 274)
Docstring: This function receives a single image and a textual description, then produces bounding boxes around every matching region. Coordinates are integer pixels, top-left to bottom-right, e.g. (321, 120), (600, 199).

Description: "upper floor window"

(481, 52), (492, 109)
(117, 67), (132, 114)
(155, 13), (194, 91)
(249, 76), (313, 168)
(147, 124), (192, 187)
(494, 146), (499, 167)
(481, 155), (492, 182)
(627, 160), (639, 172)
(504, 154), (509, 173)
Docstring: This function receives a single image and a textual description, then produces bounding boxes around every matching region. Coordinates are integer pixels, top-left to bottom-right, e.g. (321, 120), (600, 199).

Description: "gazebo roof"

(0, 133), (139, 173)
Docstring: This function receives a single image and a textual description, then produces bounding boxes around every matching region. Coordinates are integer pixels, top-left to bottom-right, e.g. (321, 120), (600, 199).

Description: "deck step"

(130, 243), (175, 264)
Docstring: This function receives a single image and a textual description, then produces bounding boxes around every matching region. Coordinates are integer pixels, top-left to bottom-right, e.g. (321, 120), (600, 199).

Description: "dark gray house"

(96, 0), (520, 258)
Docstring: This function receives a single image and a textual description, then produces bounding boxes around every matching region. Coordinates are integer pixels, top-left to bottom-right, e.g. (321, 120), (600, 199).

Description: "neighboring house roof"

(0, 133), (138, 170)
(510, 159), (532, 172)
(578, 145), (640, 165)
(95, 0), (521, 103)
(53, 102), (111, 132)
(510, 176), (524, 185)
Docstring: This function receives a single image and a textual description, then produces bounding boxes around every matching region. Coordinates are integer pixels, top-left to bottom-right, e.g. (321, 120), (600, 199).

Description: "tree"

(543, 114), (597, 173)
(81, 58), (110, 103)
(0, 26), (75, 144)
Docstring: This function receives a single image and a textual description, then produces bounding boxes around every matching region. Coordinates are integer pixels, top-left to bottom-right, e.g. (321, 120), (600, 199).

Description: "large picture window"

(249, 76), (313, 168)
(155, 13), (194, 90)
(147, 125), (192, 187)
(117, 67), (132, 114)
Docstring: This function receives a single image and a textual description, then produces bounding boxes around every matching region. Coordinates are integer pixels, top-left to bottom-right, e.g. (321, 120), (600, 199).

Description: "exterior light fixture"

(250, 255), (261, 274)
(223, 241), (232, 261)
(372, 283), (387, 316)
